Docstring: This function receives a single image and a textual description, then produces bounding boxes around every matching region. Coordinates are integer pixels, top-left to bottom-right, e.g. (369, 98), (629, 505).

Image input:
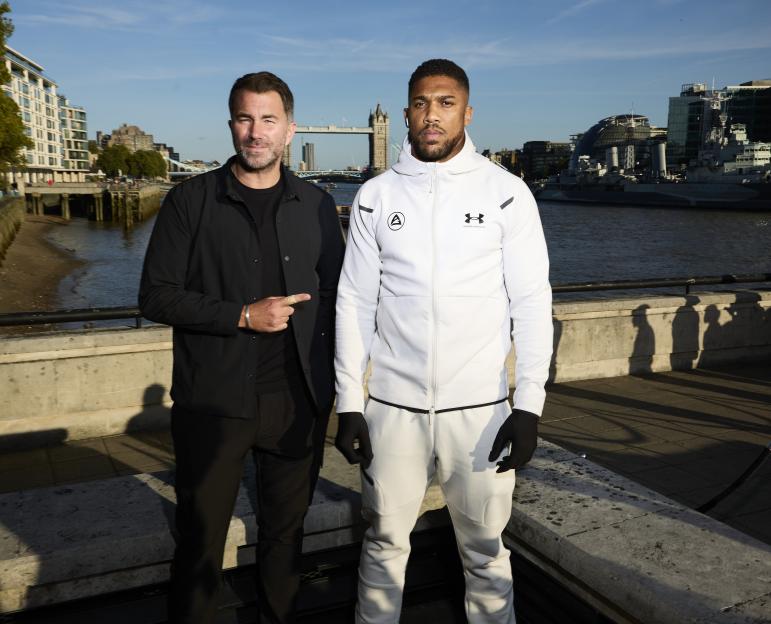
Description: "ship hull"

(536, 182), (771, 211)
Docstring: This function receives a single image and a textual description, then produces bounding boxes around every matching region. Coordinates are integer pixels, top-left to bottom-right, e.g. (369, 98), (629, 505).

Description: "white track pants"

(356, 399), (517, 624)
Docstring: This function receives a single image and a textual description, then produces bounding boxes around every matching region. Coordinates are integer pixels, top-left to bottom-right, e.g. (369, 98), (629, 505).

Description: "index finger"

(284, 293), (312, 306)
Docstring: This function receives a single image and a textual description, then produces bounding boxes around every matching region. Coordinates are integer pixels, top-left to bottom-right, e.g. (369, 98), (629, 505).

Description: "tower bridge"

(287, 104), (389, 175)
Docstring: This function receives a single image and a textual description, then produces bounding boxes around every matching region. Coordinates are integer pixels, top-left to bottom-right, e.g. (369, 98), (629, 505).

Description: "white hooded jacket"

(335, 132), (553, 416)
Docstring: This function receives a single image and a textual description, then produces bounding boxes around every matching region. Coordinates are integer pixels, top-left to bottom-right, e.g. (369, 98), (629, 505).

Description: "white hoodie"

(335, 132), (553, 416)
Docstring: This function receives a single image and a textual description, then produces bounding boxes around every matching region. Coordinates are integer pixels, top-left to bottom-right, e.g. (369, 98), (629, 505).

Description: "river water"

(44, 182), (770, 310)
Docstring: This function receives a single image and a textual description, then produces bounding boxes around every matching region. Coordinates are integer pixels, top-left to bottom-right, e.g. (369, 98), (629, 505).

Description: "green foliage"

(127, 150), (167, 179)
(0, 96), (32, 172)
(87, 139), (100, 154)
(96, 144), (131, 177)
(1, 2), (12, 86)
(98, 146), (167, 179)
(0, 2), (33, 174)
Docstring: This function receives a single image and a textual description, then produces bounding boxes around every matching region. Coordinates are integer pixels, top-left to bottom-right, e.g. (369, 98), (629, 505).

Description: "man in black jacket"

(139, 72), (345, 624)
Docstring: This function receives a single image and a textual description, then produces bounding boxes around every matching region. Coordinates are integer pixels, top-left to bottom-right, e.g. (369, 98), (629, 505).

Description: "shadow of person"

(125, 383), (171, 436)
(631, 304), (654, 375)
(121, 384), (175, 531)
(547, 317), (563, 385)
(670, 295), (701, 372)
(699, 292), (764, 370)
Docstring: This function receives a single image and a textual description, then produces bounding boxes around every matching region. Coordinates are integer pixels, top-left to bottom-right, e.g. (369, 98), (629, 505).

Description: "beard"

(408, 125), (465, 162)
(234, 138), (284, 173)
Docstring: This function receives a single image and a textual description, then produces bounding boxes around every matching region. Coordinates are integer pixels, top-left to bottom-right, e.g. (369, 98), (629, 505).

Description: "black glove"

(488, 409), (539, 473)
(334, 412), (373, 469)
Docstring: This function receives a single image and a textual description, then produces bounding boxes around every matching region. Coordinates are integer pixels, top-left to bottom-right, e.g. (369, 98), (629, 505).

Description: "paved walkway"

(1, 364), (769, 546)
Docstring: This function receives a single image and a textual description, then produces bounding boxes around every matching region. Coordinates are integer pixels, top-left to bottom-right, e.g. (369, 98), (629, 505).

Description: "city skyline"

(6, 0), (771, 169)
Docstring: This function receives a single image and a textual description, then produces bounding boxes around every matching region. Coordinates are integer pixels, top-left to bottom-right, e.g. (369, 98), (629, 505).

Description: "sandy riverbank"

(0, 215), (83, 332)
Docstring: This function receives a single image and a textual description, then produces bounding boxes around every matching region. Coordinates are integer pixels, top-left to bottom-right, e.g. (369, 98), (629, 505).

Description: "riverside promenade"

(0, 289), (770, 622)
(0, 365), (769, 622)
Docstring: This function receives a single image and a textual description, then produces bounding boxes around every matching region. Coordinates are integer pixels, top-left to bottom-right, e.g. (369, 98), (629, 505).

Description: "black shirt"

(230, 170), (302, 392)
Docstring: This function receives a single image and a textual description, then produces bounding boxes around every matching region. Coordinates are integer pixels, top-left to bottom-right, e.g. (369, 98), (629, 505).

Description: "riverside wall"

(0, 290), (769, 447)
(0, 197), (25, 266)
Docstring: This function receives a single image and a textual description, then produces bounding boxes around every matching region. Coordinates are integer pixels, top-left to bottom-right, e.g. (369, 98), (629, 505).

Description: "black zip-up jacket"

(139, 159), (345, 419)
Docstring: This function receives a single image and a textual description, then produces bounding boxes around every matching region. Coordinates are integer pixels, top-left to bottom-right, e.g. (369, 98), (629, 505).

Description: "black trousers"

(168, 383), (323, 624)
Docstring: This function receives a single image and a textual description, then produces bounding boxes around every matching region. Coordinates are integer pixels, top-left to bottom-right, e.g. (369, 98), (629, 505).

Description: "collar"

(218, 156), (301, 204)
(391, 130), (485, 176)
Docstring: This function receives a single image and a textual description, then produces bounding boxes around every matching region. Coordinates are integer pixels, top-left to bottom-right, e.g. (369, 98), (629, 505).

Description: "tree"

(96, 144), (131, 177)
(0, 2), (33, 177)
(0, 2), (11, 86)
(127, 149), (167, 179)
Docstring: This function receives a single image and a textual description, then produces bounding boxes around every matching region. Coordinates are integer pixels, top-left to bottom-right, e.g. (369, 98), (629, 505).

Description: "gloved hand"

(488, 409), (539, 473)
(334, 412), (373, 469)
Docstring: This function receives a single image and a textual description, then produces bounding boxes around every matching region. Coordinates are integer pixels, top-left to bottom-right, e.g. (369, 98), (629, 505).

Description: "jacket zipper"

(429, 163), (438, 426)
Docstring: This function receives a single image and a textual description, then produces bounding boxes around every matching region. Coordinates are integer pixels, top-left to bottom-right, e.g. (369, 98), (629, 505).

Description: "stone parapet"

(2, 291), (769, 447)
(0, 326), (173, 449)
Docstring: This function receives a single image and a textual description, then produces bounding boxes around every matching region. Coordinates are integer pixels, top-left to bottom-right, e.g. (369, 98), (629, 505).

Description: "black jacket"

(139, 159), (345, 419)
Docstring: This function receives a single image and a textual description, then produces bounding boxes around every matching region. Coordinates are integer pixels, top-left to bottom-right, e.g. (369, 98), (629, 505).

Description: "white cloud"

(546, 0), (610, 25)
(242, 28), (771, 73)
(15, 0), (224, 33)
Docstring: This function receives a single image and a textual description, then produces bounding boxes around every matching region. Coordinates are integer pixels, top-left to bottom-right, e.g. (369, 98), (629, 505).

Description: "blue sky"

(7, 0), (771, 169)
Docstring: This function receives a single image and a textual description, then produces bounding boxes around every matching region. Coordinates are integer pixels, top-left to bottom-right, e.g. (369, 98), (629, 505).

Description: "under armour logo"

(387, 212), (405, 230)
(465, 213), (484, 224)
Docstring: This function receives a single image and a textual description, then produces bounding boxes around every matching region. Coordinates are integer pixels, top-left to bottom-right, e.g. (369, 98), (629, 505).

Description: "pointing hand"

(242, 293), (311, 332)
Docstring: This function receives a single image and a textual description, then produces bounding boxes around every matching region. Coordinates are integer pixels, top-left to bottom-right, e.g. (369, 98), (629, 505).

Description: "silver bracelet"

(244, 305), (251, 329)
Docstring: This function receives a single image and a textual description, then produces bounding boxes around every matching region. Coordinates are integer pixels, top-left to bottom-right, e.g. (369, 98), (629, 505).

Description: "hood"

(392, 130), (487, 176)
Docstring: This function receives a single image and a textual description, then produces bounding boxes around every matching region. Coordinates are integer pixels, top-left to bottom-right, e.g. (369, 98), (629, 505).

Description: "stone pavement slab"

(539, 363), (771, 546)
(507, 441), (771, 624)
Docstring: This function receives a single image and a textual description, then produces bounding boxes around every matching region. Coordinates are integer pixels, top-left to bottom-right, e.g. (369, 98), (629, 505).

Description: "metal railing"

(0, 306), (143, 328)
(0, 273), (769, 328)
(551, 272), (771, 295)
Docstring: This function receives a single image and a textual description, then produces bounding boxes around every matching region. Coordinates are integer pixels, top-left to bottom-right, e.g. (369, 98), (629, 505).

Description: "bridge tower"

(369, 103), (389, 174)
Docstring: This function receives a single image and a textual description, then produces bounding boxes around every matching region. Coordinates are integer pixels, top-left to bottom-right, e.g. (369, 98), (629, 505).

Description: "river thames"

(43, 182), (771, 310)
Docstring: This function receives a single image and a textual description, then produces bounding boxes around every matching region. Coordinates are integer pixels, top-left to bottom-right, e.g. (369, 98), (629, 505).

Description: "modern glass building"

(666, 83), (708, 168)
(666, 80), (771, 170)
(725, 81), (771, 143)
(302, 142), (316, 171)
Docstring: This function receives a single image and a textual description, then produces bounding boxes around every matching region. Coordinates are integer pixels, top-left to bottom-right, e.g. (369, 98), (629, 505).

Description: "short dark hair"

(228, 72), (294, 119)
(408, 59), (469, 97)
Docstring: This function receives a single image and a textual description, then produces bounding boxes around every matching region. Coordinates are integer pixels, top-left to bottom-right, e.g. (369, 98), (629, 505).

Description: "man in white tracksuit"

(334, 59), (553, 623)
